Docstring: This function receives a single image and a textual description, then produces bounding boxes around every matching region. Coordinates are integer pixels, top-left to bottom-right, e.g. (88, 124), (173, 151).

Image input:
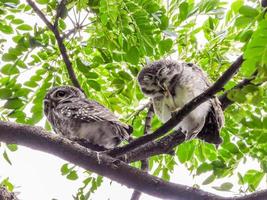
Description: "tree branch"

(0, 120), (227, 200)
(0, 187), (18, 200)
(120, 130), (185, 163)
(54, 0), (68, 27)
(26, 0), (84, 93)
(130, 105), (153, 200)
(1, 120), (267, 199)
(219, 71), (259, 110)
(107, 55), (244, 157)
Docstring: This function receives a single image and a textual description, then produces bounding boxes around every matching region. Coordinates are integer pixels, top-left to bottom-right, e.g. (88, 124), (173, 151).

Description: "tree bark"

(1, 121), (267, 199)
(0, 187), (18, 200)
(0, 121), (225, 200)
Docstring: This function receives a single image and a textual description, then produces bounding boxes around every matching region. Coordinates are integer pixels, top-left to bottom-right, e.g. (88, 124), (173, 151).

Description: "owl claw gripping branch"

(138, 60), (224, 145)
(44, 86), (133, 150)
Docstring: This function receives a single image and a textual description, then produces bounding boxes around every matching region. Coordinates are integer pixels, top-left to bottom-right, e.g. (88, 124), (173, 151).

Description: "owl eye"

(55, 90), (66, 98)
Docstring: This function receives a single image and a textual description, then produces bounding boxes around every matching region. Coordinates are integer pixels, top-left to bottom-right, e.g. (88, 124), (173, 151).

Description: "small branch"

(219, 71), (264, 110)
(130, 105), (153, 200)
(53, 28), (84, 92)
(120, 130), (185, 163)
(262, 0), (267, 7)
(26, 0), (84, 93)
(0, 121), (226, 200)
(0, 187), (18, 200)
(107, 56), (244, 157)
(54, 0), (68, 27)
(26, 0), (54, 30)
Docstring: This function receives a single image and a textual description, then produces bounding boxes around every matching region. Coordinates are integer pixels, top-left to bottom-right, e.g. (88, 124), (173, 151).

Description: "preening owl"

(138, 60), (224, 144)
(44, 86), (132, 149)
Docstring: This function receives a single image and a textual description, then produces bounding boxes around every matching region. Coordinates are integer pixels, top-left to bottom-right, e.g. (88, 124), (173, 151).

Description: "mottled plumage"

(138, 60), (224, 144)
(44, 86), (132, 149)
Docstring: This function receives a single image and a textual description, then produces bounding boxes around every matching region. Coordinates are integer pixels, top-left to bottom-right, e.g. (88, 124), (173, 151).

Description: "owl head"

(44, 86), (85, 116)
(137, 60), (183, 98)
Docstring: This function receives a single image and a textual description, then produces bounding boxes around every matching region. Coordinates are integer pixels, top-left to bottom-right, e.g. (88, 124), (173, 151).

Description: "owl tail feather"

(197, 106), (223, 145)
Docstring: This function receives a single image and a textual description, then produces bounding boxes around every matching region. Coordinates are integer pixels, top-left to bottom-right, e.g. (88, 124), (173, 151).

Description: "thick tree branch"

(130, 105), (153, 200)
(1, 121), (267, 199)
(107, 56), (244, 157)
(26, 0), (84, 93)
(0, 187), (18, 200)
(0, 120), (227, 200)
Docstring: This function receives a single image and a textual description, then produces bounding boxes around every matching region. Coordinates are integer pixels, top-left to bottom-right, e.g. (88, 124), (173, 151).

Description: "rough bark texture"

(0, 187), (18, 200)
(0, 121), (226, 200)
(1, 121), (267, 199)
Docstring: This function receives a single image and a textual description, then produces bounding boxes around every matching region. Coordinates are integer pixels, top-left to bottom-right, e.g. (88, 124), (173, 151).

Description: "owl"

(138, 60), (224, 144)
(44, 86), (132, 149)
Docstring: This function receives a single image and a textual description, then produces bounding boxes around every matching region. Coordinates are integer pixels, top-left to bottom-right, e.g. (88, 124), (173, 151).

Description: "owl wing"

(58, 99), (132, 140)
(187, 63), (224, 144)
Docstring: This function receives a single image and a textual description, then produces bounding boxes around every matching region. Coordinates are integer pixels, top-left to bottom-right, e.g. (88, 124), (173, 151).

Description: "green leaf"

(0, 24), (13, 34)
(7, 144), (18, 152)
(67, 170), (78, 180)
(235, 16), (253, 28)
(213, 182), (233, 191)
(179, 2), (189, 21)
(0, 88), (12, 99)
(159, 39), (173, 54)
(17, 24), (32, 31)
(125, 47), (140, 65)
(36, 0), (49, 4)
(177, 142), (195, 163)
(2, 53), (17, 61)
(86, 72), (99, 79)
(1, 64), (19, 75)
(3, 151), (12, 165)
(202, 174), (216, 185)
(118, 71), (132, 81)
(11, 18), (24, 24)
(61, 164), (70, 175)
(88, 80), (101, 91)
(239, 6), (259, 18)
(76, 58), (90, 74)
(260, 160), (267, 173)
(243, 170), (264, 190)
(4, 98), (24, 109)
(196, 163), (213, 175)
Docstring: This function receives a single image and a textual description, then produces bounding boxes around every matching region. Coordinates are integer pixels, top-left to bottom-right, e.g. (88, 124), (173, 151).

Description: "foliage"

(0, 0), (267, 198)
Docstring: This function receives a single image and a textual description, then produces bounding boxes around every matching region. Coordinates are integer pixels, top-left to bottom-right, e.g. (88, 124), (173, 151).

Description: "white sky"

(1, 0), (266, 200)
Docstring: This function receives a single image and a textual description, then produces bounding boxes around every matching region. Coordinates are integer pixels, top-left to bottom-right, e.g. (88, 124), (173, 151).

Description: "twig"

(120, 130), (185, 163)
(54, 0), (68, 27)
(26, 0), (54, 30)
(126, 101), (151, 124)
(107, 55), (244, 157)
(26, 0), (84, 93)
(130, 105), (153, 200)
(219, 71), (260, 110)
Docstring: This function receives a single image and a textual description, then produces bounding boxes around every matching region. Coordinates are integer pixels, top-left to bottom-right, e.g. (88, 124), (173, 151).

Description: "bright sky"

(1, 0), (266, 200)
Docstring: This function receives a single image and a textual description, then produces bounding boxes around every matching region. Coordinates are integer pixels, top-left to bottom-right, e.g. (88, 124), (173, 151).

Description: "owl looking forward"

(44, 86), (132, 149)
(138, 60), (224, 144)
